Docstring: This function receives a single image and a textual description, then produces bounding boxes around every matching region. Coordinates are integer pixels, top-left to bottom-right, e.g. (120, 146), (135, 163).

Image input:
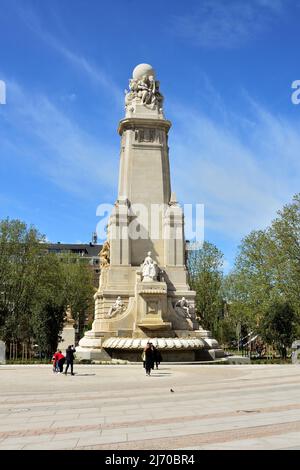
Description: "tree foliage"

(223, 193), (300, 352)
(187, 241), (224, 335)
(0, 218), (94, 356)
(261, 302), (297, 356)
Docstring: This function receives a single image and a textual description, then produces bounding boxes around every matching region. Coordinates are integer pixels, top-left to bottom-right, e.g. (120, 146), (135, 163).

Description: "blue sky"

(0, 0), (300, 272)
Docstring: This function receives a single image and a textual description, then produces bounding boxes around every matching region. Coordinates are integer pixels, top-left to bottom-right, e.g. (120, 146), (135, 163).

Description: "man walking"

(64, 345), (76, 375)
(152, 345), (162, 369)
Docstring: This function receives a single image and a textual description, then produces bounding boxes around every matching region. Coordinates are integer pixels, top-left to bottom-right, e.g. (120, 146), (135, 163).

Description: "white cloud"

(3, 77), (299, 246)
(171, 0), (286, 48)
(1, 80), (118, 200)
(169, 97), (300, 241)
(14, 3), (122, 104)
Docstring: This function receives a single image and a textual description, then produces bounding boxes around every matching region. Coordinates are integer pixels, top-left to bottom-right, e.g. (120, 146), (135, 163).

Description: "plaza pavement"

(0, 363), (300, 450)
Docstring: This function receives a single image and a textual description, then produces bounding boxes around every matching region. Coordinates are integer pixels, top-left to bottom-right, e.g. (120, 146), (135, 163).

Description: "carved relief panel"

(134, 128), (163, 144)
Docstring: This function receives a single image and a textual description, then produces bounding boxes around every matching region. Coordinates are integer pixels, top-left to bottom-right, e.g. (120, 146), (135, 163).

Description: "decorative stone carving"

(135, 128), (156, 143)
(175, 297), (192, 318)
(99, 240), (110, 268)
(64, 306), (75, 325)
(103, 337), (205, 350)
(141, 252), (158, 281)
(105, 296), (125, 319)
(125, 71), (164, 111)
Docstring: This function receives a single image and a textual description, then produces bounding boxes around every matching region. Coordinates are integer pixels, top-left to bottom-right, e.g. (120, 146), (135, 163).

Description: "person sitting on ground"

(52, 350), (60, 373)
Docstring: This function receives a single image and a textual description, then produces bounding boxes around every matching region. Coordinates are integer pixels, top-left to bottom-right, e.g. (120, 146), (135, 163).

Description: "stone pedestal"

(59, 324), (75, 354)
(0, 340), (6, 364)
(77, 63), (224, 362)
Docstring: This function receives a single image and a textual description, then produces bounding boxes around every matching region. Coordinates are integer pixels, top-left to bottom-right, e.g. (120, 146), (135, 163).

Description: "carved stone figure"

(174, 297), (194, 329)
(99, 240), (110, 268)
(141, 251), (158, 281)
(124, 71), (164, 110)
(106, 296), (125, 318)
(175, 297), (191, 318)
(129, 78), (138, 93)
(138, 75), (150, 104)
(154, 80), (164, 109)
(64, 306), (75, 325)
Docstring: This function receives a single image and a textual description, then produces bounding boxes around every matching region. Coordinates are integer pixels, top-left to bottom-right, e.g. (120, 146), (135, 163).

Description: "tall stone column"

(77, 64), (224, 362)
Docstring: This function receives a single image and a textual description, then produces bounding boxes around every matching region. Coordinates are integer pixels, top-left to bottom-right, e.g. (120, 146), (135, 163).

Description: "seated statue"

(106, 296), (125, 318)
(175, 297), (191, 318)
(174, 297), (194, 329)
(141, 251), (158, 281)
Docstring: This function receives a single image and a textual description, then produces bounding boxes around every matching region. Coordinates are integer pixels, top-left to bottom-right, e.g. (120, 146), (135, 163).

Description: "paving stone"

(1, 364), (300, 450)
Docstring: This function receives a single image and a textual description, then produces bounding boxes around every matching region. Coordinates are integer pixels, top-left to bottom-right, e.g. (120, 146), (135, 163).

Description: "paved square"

(0, 364), (300, 450)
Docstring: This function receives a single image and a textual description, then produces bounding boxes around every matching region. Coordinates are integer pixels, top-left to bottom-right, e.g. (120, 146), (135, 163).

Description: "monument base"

(76, 331), (111, 361)
(76, 333), (225, 362)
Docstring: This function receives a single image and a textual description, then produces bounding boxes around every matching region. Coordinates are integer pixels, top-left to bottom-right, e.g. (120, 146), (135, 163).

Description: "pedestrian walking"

(143, 342), (154, 376)
(64, 345), (76, 375)
(152, 345), (162, 369)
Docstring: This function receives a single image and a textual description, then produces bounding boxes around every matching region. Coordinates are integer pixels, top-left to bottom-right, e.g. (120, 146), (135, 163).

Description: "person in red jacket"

(56, 350), (65, 373)
(52, 350), (60, 373)
(52, 350), (65, 373)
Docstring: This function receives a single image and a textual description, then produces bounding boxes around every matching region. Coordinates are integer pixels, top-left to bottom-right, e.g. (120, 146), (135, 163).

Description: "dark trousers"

(58, 358), (65, 373)
(65, 360), (73, 374)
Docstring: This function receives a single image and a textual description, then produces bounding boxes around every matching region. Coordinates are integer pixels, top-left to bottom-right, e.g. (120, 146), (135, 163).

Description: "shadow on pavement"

(71, 373), (96, 376)
(150, 373), (172, 376)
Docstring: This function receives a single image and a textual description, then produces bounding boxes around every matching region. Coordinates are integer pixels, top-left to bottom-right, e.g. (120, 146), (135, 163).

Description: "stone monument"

(59, 306), (76, 354)
(291, 340), (300, 364)
(77, 63), (224, 361)
(0, 340), (6, 364)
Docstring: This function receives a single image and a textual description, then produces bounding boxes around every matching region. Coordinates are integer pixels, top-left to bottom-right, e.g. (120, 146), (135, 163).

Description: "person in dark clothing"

(64, 345), (76, 375)
(152, 345), (162, 369)
(143, 342), (154, 376)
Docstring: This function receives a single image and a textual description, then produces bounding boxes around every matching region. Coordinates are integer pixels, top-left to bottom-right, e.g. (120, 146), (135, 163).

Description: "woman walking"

(143, 342), (154, 376)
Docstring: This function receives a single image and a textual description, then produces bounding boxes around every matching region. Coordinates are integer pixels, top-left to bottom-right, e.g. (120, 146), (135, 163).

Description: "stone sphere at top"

(132, 63), (156, 80)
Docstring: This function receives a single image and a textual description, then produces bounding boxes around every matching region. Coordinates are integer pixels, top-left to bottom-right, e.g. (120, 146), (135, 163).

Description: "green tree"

(227, 230), (280, 327)
(30, 254), (67, 356)
(0, 218), (95, 358)
(220, 273), (257, 346)
(187, 241), (224, 335)
(0, 218), (45, 345)
(223, 193), (300, 349)
(261, 302), (297, 357)
(270, 194), (300, 314)
(60, 254), (95, 338)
